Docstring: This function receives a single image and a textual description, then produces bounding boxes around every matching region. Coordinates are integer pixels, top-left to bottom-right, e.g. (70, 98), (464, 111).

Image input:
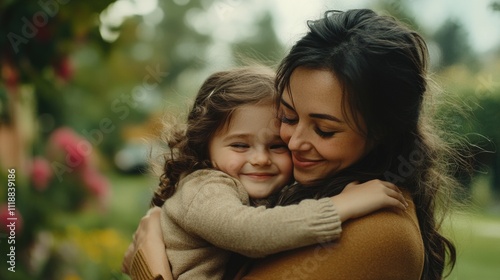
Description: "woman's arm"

(122, 207), (173, 280)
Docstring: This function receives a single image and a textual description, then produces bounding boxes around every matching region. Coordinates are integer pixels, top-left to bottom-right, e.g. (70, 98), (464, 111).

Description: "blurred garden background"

(0, 0), (499, 279)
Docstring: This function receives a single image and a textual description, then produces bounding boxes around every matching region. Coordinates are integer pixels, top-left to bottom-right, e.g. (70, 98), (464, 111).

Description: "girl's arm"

(166, 171), (407, 258)
(122, 177), (407, 278)
(332, 179), (408, 222)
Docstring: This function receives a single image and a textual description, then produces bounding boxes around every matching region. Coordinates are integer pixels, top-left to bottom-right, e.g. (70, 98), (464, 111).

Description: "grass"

(107, 172), (157, 234)
(444, 212), (500, 279)
(443, 174), (500, 279)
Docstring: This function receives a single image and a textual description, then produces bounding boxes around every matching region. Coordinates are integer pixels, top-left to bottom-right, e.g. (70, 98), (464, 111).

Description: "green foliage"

(231, 11), (285, 65)
(433, 19), (477, 69)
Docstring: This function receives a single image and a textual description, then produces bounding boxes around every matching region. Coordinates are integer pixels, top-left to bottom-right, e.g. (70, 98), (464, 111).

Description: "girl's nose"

(250, 150), (272, 166)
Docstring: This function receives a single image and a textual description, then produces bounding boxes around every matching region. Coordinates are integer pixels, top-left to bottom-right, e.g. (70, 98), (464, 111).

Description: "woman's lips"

(292, 155), (323, 168)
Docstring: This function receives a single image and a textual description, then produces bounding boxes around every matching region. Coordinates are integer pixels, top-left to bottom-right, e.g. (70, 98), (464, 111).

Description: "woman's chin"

(294, 175), (319, 186)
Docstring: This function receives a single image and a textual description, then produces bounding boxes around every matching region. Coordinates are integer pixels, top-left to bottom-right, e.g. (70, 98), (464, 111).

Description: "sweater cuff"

(130, 249), (164, 280)
(303, 197), (342, 243)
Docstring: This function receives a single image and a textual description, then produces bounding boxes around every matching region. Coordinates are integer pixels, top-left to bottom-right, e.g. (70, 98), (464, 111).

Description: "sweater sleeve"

(129, 249), (164, 280)
(166, 170), (341, 258)
(239, 196), (424, 280)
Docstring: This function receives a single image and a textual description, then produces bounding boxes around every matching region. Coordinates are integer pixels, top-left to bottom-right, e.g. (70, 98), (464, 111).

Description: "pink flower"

(49, 127), (81, 151)
(31, 157), (53, 191)
(0, 204), (23, 235)
(80, 167), (110, 199)
(48, 127), (92, 169)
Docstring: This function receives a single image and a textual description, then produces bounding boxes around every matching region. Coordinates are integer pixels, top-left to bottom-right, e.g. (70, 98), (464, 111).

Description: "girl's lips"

(242, 173), (275, 180)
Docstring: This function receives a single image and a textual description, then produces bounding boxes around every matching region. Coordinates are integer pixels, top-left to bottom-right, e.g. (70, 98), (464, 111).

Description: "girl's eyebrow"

(223, 133), (250, 141)
(280, 98), (343, 123)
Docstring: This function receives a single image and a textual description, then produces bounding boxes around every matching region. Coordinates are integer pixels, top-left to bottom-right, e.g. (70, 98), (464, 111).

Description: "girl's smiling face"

(209, 103), (293, 198)
(279, 67), (369, 185)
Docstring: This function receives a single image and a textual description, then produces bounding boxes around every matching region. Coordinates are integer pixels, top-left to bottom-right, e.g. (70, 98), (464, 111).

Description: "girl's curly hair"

(151, 66), (276, 207)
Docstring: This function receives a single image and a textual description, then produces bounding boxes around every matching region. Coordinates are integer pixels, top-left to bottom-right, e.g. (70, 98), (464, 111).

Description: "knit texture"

(161, 169), (341, 280)
(130, 249), (164, 280)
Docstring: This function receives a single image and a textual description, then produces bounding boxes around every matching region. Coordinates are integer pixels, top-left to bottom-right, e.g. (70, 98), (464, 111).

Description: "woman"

(123, 9), (459, 280)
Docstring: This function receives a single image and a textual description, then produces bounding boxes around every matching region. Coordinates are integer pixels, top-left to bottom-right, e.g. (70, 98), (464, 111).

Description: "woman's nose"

(286, 125), (311, 152)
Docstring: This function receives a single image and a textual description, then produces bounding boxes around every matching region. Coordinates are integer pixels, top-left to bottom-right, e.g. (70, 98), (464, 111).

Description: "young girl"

(147, 66), (407, 280)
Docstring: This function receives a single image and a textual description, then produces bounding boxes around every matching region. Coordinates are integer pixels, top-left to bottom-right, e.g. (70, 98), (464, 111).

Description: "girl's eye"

(270, 143), (289, 151)
(315, 127), (336, 138)
(230, 143), (249, 149)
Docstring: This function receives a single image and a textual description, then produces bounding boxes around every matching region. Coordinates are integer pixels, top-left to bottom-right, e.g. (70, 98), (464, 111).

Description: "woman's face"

(279, 67), (369, 185)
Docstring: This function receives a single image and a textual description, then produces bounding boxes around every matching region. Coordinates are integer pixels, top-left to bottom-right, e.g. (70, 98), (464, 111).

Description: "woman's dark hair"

(151, 66), (276, 206)
(275, 9), (461, 280)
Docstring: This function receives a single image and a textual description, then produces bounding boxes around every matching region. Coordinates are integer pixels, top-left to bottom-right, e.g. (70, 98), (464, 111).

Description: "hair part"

(151, 65), (276, 207)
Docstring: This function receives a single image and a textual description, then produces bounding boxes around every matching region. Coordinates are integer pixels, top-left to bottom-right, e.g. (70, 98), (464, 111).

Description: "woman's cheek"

(279, 124), (292, 145)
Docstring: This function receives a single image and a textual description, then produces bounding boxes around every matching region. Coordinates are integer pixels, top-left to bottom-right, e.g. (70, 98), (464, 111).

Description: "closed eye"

(279, 114), (298, 125)
(230, 143), (249, 149)
(314, 127), (336, 138)
(270, 143), (289, 150)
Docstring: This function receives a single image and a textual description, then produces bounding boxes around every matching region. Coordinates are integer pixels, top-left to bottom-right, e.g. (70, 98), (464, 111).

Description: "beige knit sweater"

(161, 169), (341, 280)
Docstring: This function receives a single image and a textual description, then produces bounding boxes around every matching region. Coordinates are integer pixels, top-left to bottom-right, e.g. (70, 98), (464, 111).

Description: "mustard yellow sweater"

(161, 169), (342, 280)
(238, 192), (424, 280)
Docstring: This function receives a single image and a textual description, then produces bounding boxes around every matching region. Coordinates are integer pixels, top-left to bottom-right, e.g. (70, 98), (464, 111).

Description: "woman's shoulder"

(241, 200), (424, 280)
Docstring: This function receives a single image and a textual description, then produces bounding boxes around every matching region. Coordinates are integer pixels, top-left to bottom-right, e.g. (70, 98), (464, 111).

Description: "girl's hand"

(122, 207), (173, 280)
(330, 180), (408, 222)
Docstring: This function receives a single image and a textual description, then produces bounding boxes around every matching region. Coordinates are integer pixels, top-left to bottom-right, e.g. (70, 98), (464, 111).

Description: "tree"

(432, 18), (477, 69)
(231, 11), (285, 65)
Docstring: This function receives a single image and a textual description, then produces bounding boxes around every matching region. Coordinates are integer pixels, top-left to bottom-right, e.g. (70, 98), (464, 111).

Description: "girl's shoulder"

(181, 169), (238, 185)
(177, 169), (248, 202)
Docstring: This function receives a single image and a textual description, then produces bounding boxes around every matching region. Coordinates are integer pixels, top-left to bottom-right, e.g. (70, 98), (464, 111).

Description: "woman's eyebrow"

(310, 113), (343, 123)
(280, 99), (295, 111)
(281, 98), (343, 123)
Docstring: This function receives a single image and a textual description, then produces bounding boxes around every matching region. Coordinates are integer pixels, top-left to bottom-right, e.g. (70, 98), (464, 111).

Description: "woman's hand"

(331, 180), (408, 222)
(122, 207), (173, 280)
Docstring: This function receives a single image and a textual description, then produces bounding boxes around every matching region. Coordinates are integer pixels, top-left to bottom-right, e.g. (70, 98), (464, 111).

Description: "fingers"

(344, 181), (359, 190)
(362, 179), (409, 210)
(147, 206), (162, 216)
(379, 184), (408, 209)
(376, 180), (400, 193)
